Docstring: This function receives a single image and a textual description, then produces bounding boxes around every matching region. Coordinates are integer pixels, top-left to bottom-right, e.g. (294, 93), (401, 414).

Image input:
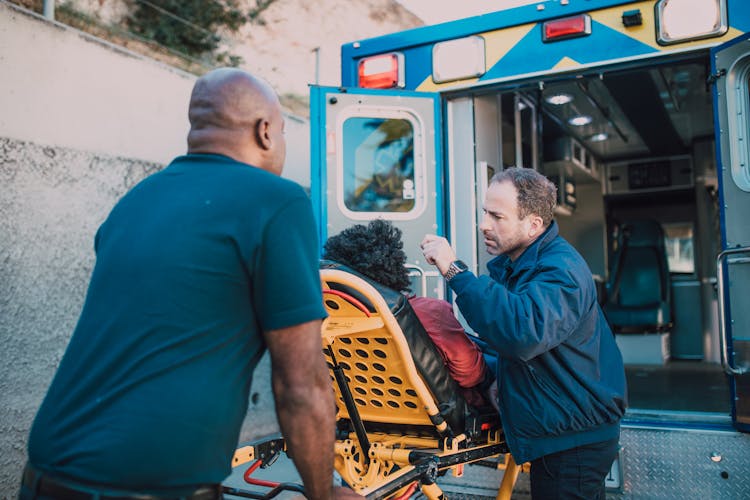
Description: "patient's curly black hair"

(323, 219), (411, 292)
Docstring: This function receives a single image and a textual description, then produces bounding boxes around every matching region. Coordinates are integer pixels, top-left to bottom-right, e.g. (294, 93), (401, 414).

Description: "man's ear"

(528, 214), (544, 238)
(254, 118), (272, 151)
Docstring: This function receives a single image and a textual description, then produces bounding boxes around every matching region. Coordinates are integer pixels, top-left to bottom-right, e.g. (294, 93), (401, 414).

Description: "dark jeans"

(529, 437), (619, 500)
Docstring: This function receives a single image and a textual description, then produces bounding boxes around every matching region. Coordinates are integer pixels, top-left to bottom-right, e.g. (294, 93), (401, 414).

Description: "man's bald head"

(187, 68), (286, 175)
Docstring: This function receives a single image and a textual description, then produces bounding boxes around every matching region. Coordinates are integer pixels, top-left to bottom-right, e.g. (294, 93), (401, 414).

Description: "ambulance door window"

(340, 115), (422, 218)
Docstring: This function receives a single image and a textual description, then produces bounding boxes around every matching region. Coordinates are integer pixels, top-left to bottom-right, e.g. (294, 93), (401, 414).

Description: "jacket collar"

(488, 220), (559, 280)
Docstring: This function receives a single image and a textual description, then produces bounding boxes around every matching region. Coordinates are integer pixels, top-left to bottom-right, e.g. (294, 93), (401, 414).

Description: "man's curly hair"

(323, 219), (411, 292)
(491, 167), (557, 227)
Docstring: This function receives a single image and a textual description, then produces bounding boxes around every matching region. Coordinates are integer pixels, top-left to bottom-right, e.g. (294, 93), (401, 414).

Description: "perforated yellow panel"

(322, 288), (435, 427)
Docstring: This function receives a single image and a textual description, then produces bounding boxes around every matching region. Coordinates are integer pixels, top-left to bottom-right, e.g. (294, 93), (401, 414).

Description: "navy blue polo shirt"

(28, 154), (326, 492)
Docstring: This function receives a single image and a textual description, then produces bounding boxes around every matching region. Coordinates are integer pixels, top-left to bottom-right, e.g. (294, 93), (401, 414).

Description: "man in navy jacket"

(421, 167), (626, 500)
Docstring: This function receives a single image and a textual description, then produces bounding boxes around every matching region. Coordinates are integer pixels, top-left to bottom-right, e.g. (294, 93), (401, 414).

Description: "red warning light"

(543, 14), (592, 42)
(358, 53), (403, 89)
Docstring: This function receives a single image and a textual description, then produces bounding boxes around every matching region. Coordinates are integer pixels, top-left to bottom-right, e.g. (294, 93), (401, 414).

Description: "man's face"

(479, 180), (535, 260)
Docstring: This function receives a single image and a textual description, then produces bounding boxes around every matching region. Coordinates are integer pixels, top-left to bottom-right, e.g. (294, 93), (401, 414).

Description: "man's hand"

(420, 234), (457, 275)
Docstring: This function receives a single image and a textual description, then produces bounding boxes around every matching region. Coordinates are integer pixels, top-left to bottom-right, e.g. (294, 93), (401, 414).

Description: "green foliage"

(127, 0), (268, 64)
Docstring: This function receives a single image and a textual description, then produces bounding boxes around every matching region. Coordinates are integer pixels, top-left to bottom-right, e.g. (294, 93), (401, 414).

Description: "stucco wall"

(0, 1), (311, 185)
(0, 138), (154, 491)
(0, 2), (285, 494)
(0, 3), (193, 165)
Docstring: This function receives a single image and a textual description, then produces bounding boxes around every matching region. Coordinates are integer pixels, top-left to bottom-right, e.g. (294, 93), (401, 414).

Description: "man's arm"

(421, 234), (583, 360)
(264, 319), (362, 500)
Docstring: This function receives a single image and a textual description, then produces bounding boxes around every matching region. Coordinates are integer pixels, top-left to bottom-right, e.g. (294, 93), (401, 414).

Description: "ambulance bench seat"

(602, 220), (672, 333)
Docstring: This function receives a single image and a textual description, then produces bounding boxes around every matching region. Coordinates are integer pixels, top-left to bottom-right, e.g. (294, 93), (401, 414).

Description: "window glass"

(501, 93), (516, 168)
(663, 223), (695, 274)
(500, 93), (537, 169)
(342, 117), (415, 213)
(518, 96), (535, 169)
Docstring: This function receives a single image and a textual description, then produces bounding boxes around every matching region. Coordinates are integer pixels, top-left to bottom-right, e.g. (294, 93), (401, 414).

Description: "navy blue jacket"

(449, 221), (626, 463)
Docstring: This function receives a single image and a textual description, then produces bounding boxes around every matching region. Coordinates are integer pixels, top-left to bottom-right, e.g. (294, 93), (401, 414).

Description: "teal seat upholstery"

(603, 220), (672, 333)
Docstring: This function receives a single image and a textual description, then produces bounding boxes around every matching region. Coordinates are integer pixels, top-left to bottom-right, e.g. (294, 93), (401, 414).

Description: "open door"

(713, 33), (750, 432)
(310, 86), (443, 298)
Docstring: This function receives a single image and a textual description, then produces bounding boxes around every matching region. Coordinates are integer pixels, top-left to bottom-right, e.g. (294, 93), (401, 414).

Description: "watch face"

(455, 260), (468, 272)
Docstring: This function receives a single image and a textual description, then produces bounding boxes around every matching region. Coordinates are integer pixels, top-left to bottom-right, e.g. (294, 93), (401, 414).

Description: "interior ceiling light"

(568, 115), (593, 126)
(588, 132), (609, 142)
(545, 93), (573, 105)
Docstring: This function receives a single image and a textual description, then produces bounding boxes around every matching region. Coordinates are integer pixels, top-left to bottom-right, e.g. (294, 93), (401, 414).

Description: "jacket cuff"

(447, 269), (474, 295)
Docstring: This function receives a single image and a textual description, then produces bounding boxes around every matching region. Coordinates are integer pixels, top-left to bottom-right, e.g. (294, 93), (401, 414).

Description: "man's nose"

(478, 213), (491, 233)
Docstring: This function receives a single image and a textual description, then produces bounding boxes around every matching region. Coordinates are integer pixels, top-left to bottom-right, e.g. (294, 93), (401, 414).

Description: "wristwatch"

(444, 260), (469, 282)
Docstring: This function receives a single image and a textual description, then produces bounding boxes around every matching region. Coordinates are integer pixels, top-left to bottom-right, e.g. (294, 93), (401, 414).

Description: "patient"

(323, 220), (495, 408)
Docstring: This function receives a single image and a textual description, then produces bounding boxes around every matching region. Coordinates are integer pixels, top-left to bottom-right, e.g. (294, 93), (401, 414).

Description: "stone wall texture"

(0, 138), (160, 491)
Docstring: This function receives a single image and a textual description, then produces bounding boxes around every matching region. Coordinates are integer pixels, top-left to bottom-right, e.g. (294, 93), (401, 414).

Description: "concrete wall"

(0, 139), (160, 490)
(0, 3), (193, 165)
(0, 2), (290, 494)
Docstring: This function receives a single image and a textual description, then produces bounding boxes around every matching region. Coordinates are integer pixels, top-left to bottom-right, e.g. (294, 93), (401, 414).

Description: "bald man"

(23, 69), (360, 500)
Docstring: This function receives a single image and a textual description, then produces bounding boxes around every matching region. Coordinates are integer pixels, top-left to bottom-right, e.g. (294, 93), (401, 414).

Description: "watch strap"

(444, 260), (468, 281)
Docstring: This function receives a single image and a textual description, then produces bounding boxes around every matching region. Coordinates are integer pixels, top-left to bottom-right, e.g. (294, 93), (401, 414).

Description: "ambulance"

(308, 0), (750, 496)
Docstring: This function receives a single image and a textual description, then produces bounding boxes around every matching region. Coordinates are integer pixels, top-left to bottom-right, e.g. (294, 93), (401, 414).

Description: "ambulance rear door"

(713, 32), (750, 432)
(310, 86), (443, 298)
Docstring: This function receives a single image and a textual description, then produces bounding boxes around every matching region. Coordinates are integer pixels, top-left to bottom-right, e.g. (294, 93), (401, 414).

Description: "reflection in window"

(664, 223), (695, 274)
(342, 117), (415, 213)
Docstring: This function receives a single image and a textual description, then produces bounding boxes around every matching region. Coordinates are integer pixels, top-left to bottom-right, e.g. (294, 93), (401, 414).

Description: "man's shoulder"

(543, 233), (584, 261)
(173, 154), (305, 193)
(227, 161), (306, 194)
(532, 235), (584, 271)
(538, 236), (594, 285)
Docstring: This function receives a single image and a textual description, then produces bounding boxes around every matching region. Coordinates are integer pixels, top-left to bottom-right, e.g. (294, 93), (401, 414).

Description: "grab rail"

(716, 246), (750, 375)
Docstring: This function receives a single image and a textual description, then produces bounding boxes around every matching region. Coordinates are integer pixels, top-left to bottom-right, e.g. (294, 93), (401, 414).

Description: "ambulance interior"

(468, 56), (728, 418)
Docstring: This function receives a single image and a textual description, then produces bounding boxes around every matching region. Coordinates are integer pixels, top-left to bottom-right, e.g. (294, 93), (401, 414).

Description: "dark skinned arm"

(264, 319), (363, 500)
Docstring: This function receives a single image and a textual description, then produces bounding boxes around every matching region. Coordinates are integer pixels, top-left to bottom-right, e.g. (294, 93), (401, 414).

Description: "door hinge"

(707, 68), (727, 86)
